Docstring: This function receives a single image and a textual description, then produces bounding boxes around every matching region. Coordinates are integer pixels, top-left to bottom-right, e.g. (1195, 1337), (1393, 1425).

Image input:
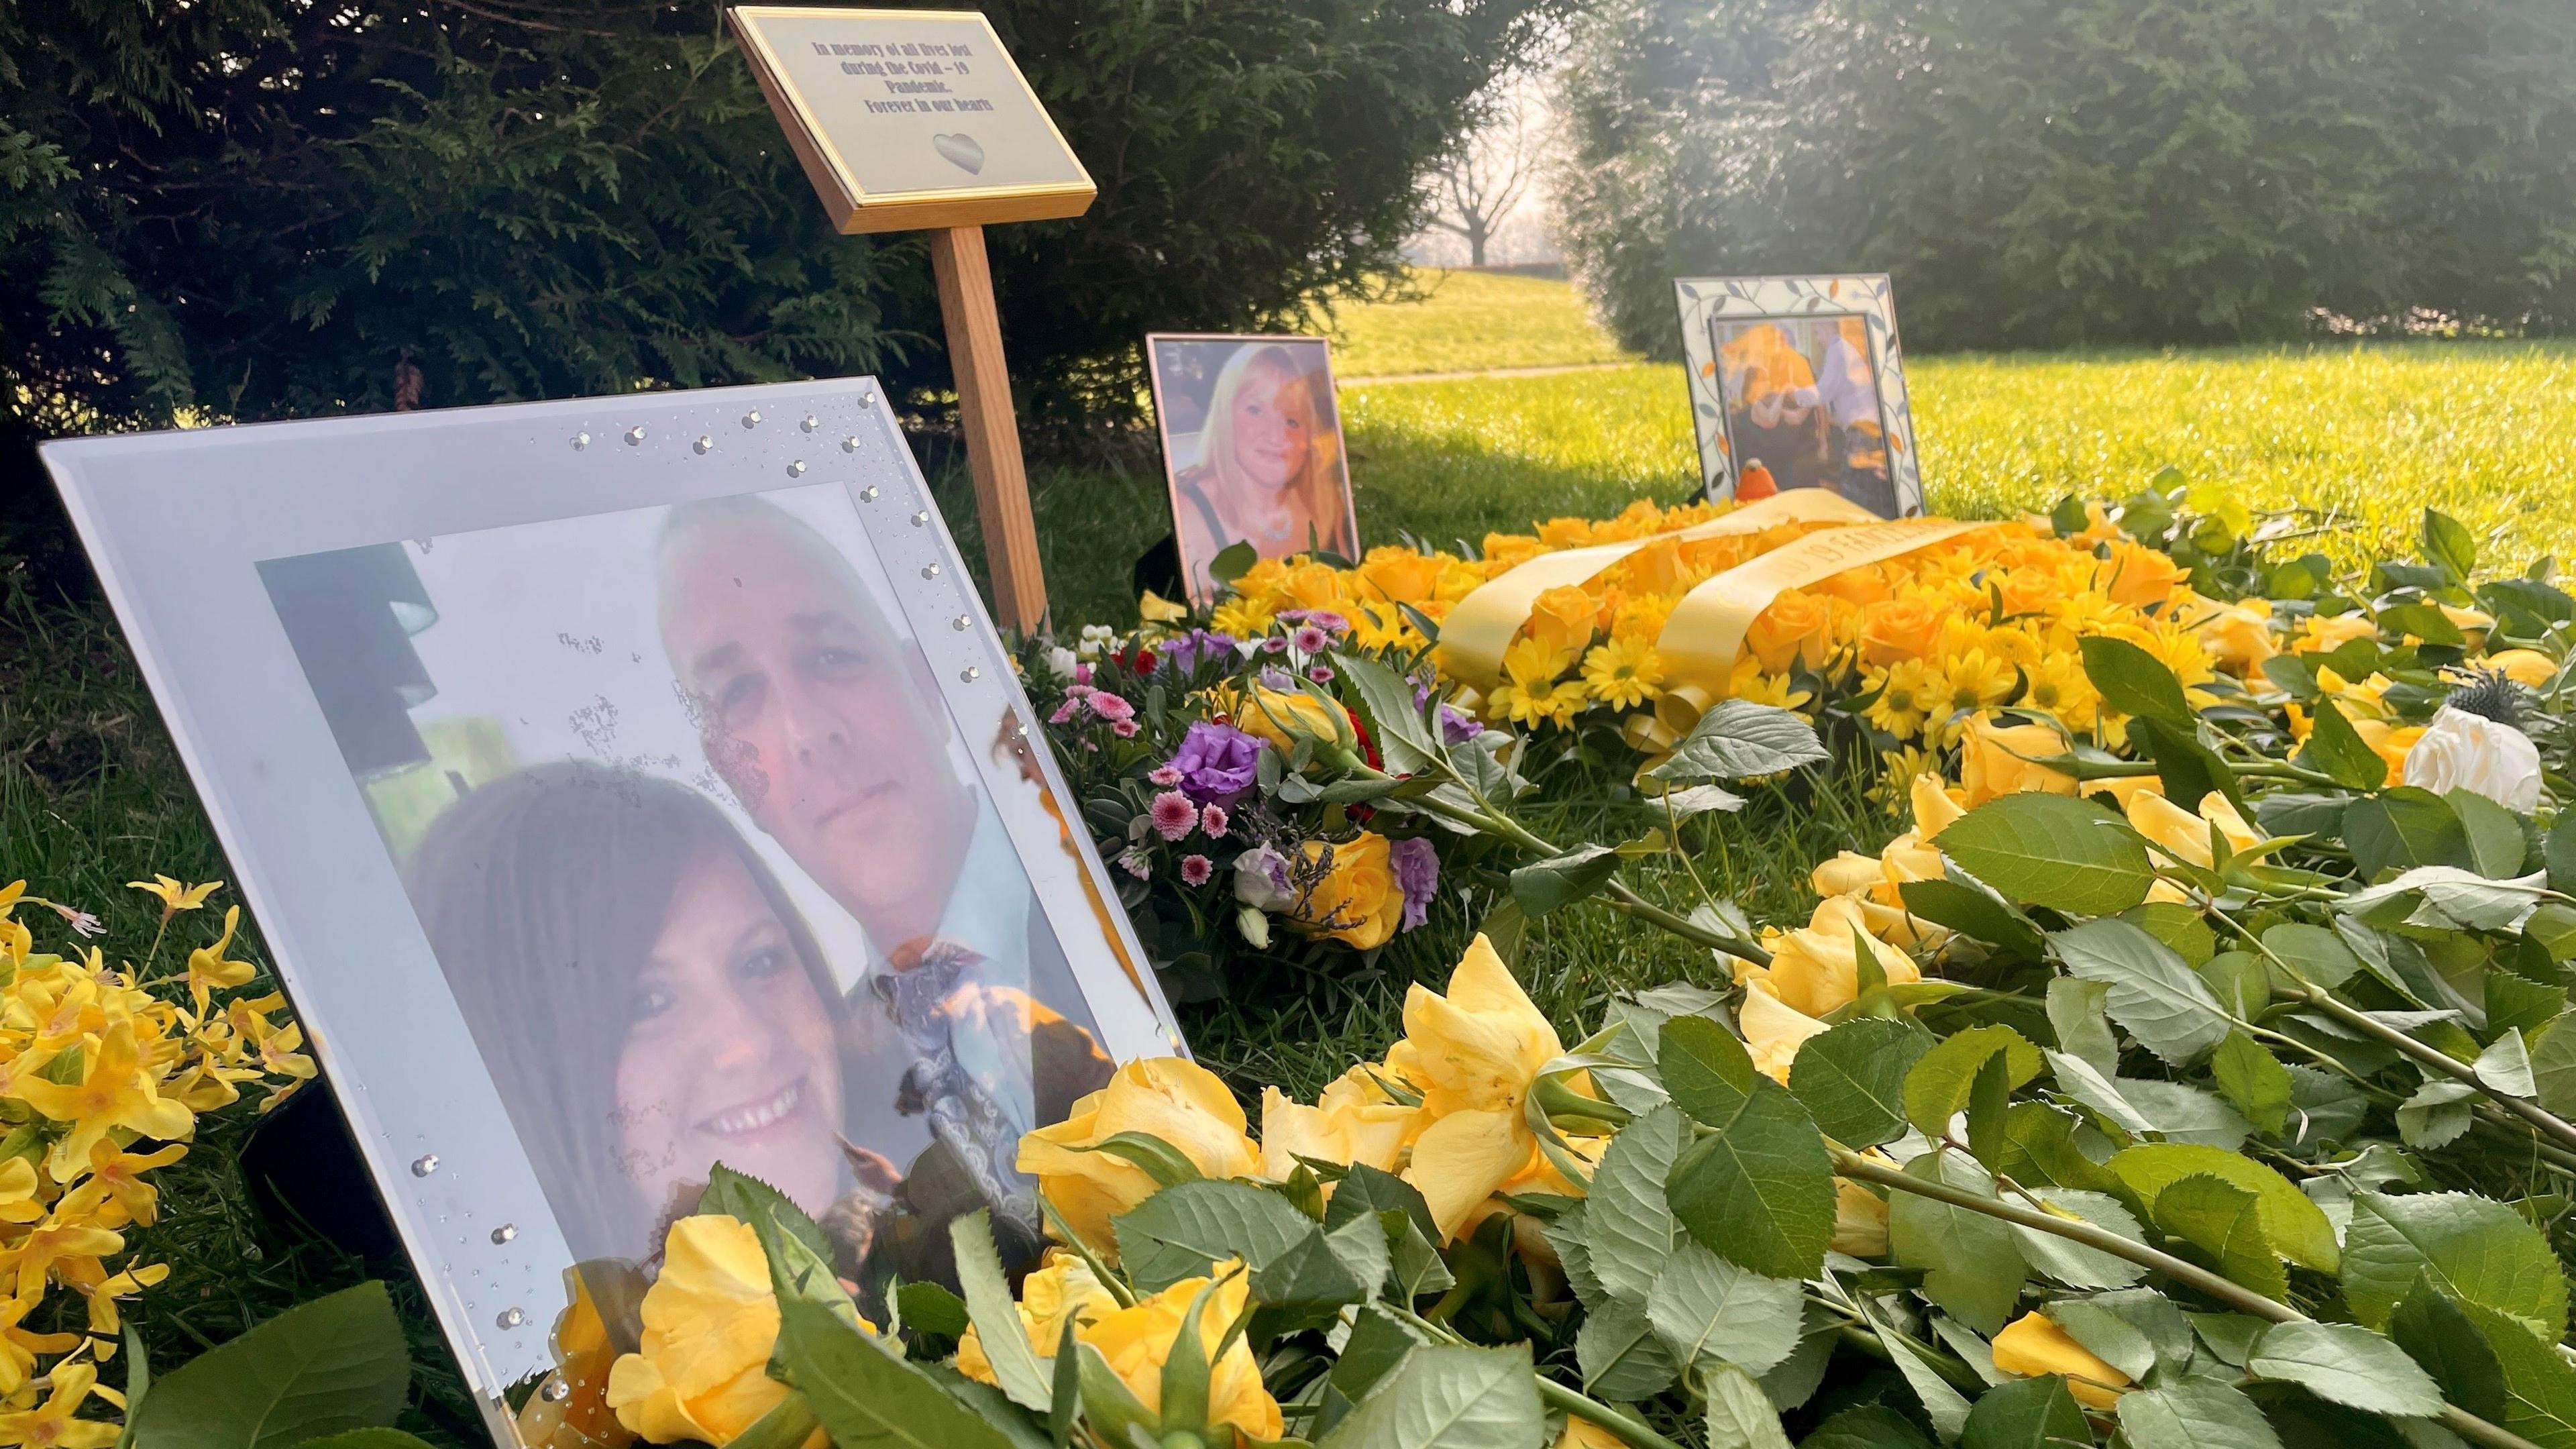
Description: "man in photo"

(652, 494), (1112, 1277)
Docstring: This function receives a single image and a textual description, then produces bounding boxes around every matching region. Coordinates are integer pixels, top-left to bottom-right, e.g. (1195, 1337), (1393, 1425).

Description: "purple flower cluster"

(1156, 629), (1240, 676)
(1390, 837), (1440, 932)
(1167, 720), (1263, 804)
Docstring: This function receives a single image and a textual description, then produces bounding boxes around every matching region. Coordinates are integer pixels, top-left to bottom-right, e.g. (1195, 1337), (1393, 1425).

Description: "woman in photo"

(1171, 343), (1353, 599)
(404, 762), (898, 1272)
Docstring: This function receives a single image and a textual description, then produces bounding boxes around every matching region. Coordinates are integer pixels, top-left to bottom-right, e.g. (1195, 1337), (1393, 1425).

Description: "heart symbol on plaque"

(932, 132), (986, 175)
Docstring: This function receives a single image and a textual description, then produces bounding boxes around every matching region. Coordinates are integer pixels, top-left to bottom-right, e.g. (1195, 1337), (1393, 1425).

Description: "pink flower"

(1149, 790), (1198, 841)
(1292, 625), (1330, 654)
(1180, 854), (1214, 887)
(1118, 847), (1150, 879)
(1112, 719), (1140, 738)
(1048, 698), (1081, 725)
(1088, 692), (1136, 723)
(1148, 765), (1185, 787)
(1199, 803), (1230, 838)
(1307, 665), (1336, 684)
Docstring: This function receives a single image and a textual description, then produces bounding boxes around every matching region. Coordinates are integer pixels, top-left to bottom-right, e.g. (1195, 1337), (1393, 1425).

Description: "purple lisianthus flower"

(1438, 703), (1485, 744)
(1233, 845), (1295, 910)
(1159, 629), (1240, 676)
(1257, 665), (1296, 691)
(1169, 720), (1263, 802)
(1390, 837), (1440, 932)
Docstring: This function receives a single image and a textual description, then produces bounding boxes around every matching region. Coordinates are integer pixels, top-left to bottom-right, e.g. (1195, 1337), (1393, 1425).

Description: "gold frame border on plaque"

(728, 5), (1097, 235)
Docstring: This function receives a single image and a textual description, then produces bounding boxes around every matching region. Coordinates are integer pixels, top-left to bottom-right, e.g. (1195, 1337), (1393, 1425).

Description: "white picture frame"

(1673, 273), (1926, 517)
(40, 378), (1184, 1440)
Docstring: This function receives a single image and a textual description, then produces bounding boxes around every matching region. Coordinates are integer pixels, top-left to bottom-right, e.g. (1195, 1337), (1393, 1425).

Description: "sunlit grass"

(1324, 268), (1635, 378)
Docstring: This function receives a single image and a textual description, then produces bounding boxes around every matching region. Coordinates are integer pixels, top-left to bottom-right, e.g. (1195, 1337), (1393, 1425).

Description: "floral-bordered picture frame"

(1673, 274), (1925, 517)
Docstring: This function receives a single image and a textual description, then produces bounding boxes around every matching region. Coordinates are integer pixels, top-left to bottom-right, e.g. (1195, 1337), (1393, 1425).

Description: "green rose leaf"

(2051, 918), (2234, 1067)
(1316, 1342), (1544, 1449)
(1899, 867), (2047, 959)
(1658, 1013), (1759, 1125)
(1574, 1295), (1680, 1402)
(2389, 1279), (2506, 1421)
(2151, 1172), (2287, 1299)
(2531, 1018), (2576, 1118)
(2344, 788), (2473, 878)
(125, 1282), (411, 1449)
(950, 1210), (1052, 1411)
(2008, 1187), (2149, 1291)
(1338, 652), (1438, 775)
(2245, 1320), (2444, 1418)
(1645, 700), (1831, 784)
(1788, 1016), (1927, 1147)
(1580, 1104), (1687, 1307)
(2079, 635), (2192, 725)
(2053, 1287), (2194, 1381)
(2114, 1376), (2284, 1449)
(2296, 698), (2395, 792)
(1960, 1375), (2088, 1449)
(2261, 922), (2362, 989)
(1645, 1241), (1804, 1377)
(2424, 508), (2478, 580)
(2209, 1032), (2294, 1136)
(2342, 1189), (2569, 1337)
(780, 1300), (1020, 1449)
(1115, 1178), (1318, 1292)
(1903, 1024), (2043, 1139)
(1937, 793), (2157, 916)
(2105, 1142), (2337, 1272)
(1886, 1150), (2027, 1334)
(2456, 1298), (2576, 1449)
(1664, 1076), (1837, 1280)
(1509, 845), (1621, 918)
(1702, 1361), (1795, 1449)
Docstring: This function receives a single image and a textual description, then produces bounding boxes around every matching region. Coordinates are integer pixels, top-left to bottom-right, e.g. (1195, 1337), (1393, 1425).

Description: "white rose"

(2402, 704), (2542, 812)
(1043, 645), (1079, 680)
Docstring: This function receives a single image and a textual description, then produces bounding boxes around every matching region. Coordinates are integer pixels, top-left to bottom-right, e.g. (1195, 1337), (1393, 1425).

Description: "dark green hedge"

(1556, 0), (2576, 356)
(0, 0), (1552, 578)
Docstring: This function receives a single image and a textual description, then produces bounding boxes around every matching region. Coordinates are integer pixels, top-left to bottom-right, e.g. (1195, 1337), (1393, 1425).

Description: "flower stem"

(2286, 983), (2576, 1155)
(1829, 1147), (2547, 1449)
(1533, 1377), (1691, 1449)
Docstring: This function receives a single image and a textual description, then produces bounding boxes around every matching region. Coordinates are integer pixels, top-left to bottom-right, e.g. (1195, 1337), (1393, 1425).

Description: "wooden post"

(928, 225), (1048, 633)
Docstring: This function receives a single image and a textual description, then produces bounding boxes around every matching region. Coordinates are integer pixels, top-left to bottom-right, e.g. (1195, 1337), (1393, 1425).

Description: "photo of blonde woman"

(1147, 335), (1358, 603)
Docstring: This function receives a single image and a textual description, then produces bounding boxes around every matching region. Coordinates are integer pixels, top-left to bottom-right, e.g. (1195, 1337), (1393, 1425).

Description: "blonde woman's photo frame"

(1146, 333), (1359, 604)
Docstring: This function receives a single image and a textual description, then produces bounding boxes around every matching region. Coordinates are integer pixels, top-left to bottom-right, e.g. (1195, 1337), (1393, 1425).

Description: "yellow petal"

(1992, 1311), (2131, 1409)
(1405, 1108), (1533, 1241)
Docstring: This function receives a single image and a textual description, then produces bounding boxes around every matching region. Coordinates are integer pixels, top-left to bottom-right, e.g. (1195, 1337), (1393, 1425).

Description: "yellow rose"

(1741, 983), (1829, 1083)
(2487, 648), (2559, 687)
(1236, 685), (1346, 756)
(517, 1271), (636, 1449)
(1754, 895), (1922, 1018)
(1280, 561), (1346, 612)
(2349, 718), (2427, 788)
(1911, 773), (1966, 839)
(1355, 547), (1442, 605)
(1992, 1311), (2133, 1409)
(1555, 1415), (1632, 1449)
(2102, 542), (2186, 608)
(1085, 1265), (1283, 1446)
(2440, 603), (2494, 647)
(957, 1252), (1120, 1386)
(2293, 611), (2377, 653)
(1858, 596), (1944, 665)
(1387, 934), (1565, 1240)
(606, 1216), (813, 1448)
(1831, 1179), (1888, 1256)
(1527, 585), (1602, 657)
(1259, 1067), (1417, 1179)
(1019, 1057), (1263, 1255)
(1291, 832), (1401, 950)
(1959, 713), (2078, 806)
(1746, 588), (1836, 674)
(1810, 851), (1885, 900)
(2191, 596), (2277, 676)
(2122, 788), (2262, 869)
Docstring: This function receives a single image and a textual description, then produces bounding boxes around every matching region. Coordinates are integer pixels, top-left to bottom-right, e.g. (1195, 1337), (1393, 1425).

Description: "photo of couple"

(258, 486), (1136, 1310)
(1711, 315), (1900, 517)
(1147, 334), (1358, 604)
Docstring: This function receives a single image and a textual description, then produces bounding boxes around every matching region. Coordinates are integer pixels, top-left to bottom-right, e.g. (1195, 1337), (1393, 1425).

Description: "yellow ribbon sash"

(1654, 516), (1980, 693)
(1436, 488), (1881, 692)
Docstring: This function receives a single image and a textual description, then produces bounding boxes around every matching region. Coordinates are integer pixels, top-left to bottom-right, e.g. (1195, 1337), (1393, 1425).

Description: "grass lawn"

(8, 266), (2576, 1435)
(1322, 267), (1636, 378)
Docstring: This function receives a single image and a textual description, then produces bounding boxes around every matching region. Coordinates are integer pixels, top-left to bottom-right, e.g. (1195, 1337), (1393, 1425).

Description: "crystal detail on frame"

(788, 461), (807, 476)
(842, 437), (860, 453)
(497, 1307), (525, 1330)
(541, 1380), (572, 1403)
(491, 1224), (517, 1244)
(741, 411), (761, 429)
(920, 564), (941, 579)
(694, 436), (712, 455)
(570, 432), (590, 450)
(623, 427), (645, 446)
(952, 616), (970, 631)
(800, 415), (818, 432)
(859, 486), (879, 502)
(961, 667), (981, 682)
(411, 1154), (439, 1177)
(910, 511), (930, 527)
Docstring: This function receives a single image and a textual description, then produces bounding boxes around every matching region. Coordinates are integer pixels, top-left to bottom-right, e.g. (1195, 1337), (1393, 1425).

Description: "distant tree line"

(1554, 0), (2576, 357)
(0, 0), (1556, 584)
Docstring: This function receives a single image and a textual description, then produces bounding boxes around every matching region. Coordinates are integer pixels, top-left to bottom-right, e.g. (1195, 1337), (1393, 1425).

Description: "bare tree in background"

(1422, 85), (1546, 268)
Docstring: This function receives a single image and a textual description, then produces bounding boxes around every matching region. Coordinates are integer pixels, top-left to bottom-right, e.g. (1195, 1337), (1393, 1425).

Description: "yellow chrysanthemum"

(1581, 638), (1666, 709)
